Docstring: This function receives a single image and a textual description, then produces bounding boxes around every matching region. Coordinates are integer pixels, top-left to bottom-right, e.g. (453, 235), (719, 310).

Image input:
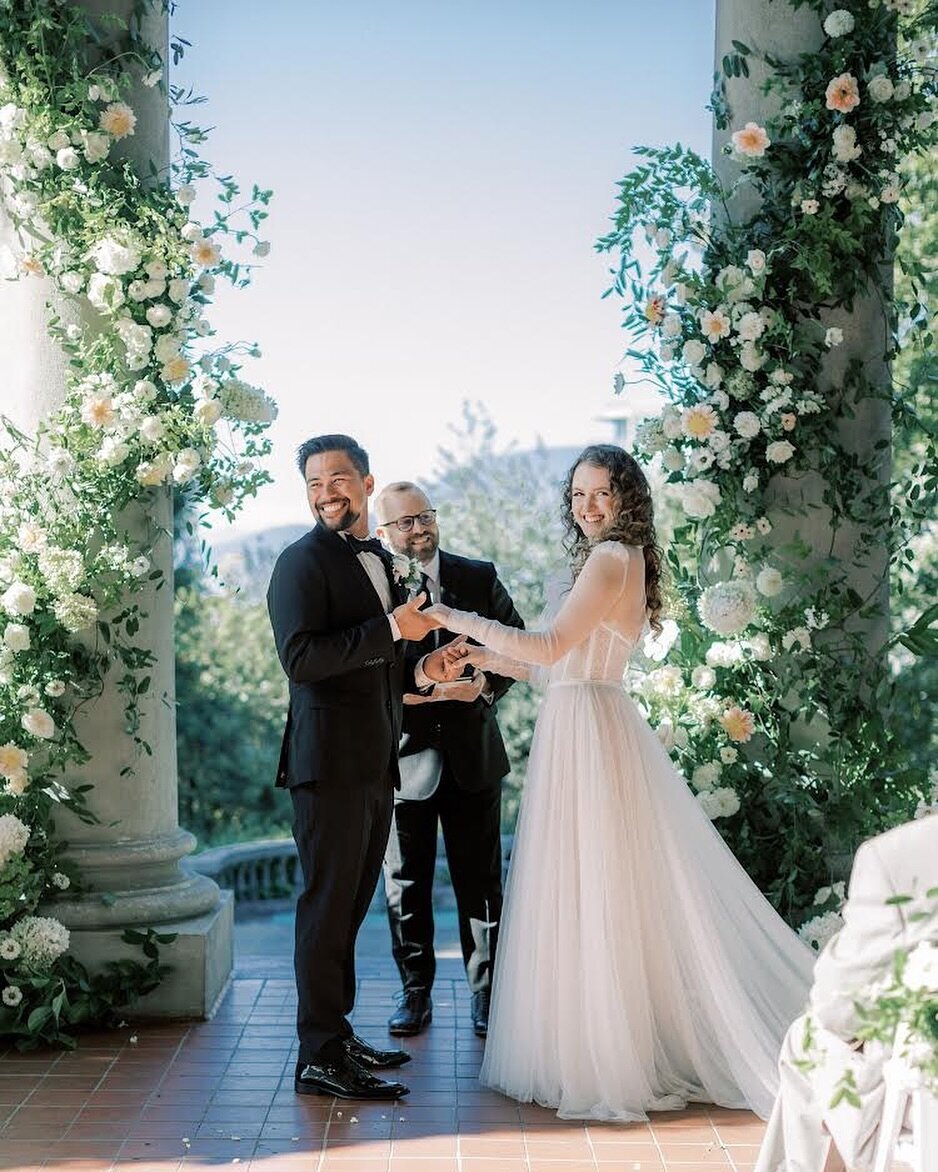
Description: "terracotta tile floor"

(0, 965), (767, 1172)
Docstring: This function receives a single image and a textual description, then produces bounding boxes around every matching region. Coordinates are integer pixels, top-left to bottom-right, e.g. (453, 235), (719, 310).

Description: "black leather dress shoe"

(470, 990), (490, 1038)
(294, 1051), (409, 1100)
(343, 1032), (411, 1069)
(388, 990), (432, 1036)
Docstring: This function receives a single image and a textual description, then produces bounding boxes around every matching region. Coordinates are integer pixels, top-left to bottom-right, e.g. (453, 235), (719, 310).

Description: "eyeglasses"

(381, 509), (437, 533)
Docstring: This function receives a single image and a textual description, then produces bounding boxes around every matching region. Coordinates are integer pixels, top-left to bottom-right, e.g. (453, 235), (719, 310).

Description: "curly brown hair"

(561, 444), (665, 633)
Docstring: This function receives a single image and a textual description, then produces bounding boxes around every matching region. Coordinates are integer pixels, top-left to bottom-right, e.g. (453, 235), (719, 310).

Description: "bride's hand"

(462, 643), (498, 673)
(422, 602), (451, 629)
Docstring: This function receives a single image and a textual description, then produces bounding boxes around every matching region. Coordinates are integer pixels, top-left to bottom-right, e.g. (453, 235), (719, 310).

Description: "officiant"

(375, 482), (524, 1039)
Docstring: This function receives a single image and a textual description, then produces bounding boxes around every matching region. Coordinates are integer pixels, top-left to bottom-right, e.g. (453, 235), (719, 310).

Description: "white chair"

(871, 1028), (938, 1172)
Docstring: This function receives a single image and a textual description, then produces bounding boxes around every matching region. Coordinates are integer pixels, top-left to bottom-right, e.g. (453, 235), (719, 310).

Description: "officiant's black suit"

(385, 550), (523, 999)
(267, 522), (408, 1063)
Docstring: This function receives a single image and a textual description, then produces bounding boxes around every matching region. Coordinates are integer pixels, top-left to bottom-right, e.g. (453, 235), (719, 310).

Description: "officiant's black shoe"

(343, 1032), (411, 1069)
(294, 1051), (409, 1100)
(388, 990), (432, 1036)
(470, 990), (489, 1038)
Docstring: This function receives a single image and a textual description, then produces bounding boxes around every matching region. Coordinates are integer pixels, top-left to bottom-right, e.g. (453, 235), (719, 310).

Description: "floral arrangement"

(0, 1), (275, 1045)
(599, 0), (937, 919)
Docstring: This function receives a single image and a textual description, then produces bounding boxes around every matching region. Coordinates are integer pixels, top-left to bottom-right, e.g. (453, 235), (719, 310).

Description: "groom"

(267, 434), (444, 1101)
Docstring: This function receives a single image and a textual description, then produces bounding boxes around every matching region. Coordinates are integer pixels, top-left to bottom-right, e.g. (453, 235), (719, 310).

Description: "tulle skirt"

(479, 679), (814, 1122)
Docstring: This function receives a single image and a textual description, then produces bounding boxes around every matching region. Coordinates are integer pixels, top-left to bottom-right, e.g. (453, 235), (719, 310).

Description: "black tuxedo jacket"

(267, 523), (408, 790)
(402, 550), (523, 794)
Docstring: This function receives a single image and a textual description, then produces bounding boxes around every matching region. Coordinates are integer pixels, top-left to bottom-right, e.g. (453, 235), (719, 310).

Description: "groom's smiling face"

(305, 449), (373, 535)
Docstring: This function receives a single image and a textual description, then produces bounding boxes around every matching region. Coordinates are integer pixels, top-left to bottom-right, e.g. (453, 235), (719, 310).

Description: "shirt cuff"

(414, 654), (435, 692)
(480, 678), (495, 706)
(387, 613), (402, 642)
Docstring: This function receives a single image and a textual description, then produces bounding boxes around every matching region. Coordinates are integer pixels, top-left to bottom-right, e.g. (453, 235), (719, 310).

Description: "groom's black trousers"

(291, 773), (393, 1062)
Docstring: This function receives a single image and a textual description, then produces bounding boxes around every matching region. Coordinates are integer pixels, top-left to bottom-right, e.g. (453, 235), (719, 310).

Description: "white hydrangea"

(823, 9), (855, 36)
(0, 813), (30, 869)
(697, 579), (758, 636)
(641, 665), (684, 700)
(832, 124), (862, 163)
(220, 380), (278, 424)
(706, 641), (745, 668)
(11, 916), (70, 970)
(52, 593), (97, 633)
(3, 623), (30, 652)
(38, 547), (84, 592)
(798, 910), (844, 952)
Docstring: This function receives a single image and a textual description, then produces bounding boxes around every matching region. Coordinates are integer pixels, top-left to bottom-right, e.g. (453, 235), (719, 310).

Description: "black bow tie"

(345, 534), (385, 557)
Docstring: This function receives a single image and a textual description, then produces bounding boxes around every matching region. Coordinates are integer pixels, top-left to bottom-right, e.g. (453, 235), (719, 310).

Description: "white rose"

(82, 131), (110, 163)
(868, 75), (894, 104)
(766, 440), (795, 465)
(733, 411), (761, 440)
(745, 249), (766, 274)
(173, 448), (202, 485)
(832, 124), (862, 163)
(739, 342), (765, 372)
(662, 446), (685, 473)
(661, 313), (683, 339)
(703, 362), (724, 389)
(22, 708), (55, 740)
(139, 415), (166, 443)
(742, 472), (759, 493)
(181, 222), (202, 242)
(194, 398), (223, 426)
(680, 479), (721, 520)
(167, 278), (189, 305)
(3, 624), (30, 652)
(176, 184), (196, 206)
(2, 583), (36, 617)
(136, 454), (174, 487)
(89, 235), (141, 276)
(87, 272), (125, 314)
(656, 719), (676, 751)
(756, 567), (784, 597)
(682, 339), (707, 368)
(60, 271), (83, 295)
(56, 146), (80, 170)
(824, 326), (844, 348)
(134, 379), (158, 404)
(145, 304), (173, 328)
(691, 665), (716, 690)
(735, 311), (765, 343)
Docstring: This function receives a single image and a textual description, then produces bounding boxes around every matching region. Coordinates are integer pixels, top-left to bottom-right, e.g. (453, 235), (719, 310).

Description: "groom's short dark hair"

(296, 434), (370, 478)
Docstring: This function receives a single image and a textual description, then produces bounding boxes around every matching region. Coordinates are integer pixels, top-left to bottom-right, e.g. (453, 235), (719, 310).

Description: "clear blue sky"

(173, 0), (715, 535)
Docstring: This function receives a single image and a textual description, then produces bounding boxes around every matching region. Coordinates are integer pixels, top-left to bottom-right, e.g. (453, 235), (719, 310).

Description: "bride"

(424, 443), (814, 1123)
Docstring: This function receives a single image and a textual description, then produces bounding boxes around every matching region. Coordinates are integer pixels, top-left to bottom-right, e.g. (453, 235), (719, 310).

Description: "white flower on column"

(756, 567), (784, 597)
(99, 102), (136, 139)
(824, 326), (844, 347)
(823, 9), (855, 37)
(745, 249), (766, 274)
(765, 440), (795, 465)
(733, 411), (761, 440)
(21, 708), (55, 740)
(3, 624), (30, 652)
(2, 583), (36, 617)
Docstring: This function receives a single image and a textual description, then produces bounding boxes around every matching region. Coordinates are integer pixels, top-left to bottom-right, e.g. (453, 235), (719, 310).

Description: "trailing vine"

(598, 0), (937, 930)
(0, 0), (274, 1045)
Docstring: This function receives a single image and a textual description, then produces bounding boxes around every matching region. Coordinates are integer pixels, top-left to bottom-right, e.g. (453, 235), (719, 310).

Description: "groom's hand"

(393, 592), (439, 641)
(424, 636), (470, 682)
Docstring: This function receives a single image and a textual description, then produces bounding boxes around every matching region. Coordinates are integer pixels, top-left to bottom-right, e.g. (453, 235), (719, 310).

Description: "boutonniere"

(391, 553), (423, 595)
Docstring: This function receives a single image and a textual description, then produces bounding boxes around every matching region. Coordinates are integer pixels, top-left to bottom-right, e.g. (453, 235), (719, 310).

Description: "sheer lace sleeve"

(444, 543), (637, 666)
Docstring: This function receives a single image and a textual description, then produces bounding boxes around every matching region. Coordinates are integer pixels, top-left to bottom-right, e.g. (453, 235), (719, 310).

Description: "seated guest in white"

(755, 814), (938, 1172)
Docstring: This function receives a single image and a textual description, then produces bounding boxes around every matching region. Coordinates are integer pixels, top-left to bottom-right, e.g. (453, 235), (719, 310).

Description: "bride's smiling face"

(571, 462), (618, 541)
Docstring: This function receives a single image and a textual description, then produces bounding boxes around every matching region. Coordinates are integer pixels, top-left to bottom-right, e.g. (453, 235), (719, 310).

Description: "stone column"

(712, 0), (893, 655)
(0, 0), (232, 1017)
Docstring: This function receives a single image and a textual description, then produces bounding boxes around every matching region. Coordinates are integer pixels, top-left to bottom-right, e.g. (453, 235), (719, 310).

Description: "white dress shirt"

(341, 532), (401, 641)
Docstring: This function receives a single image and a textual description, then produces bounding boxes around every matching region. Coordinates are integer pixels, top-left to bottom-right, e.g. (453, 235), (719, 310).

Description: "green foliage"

(429, 403), (568, 828)
(596, 1), (938, 923)
(175, 583), (292, 844)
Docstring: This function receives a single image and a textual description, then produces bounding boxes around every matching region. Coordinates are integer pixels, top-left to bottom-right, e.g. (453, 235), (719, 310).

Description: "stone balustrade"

(186, 835), (514, 915)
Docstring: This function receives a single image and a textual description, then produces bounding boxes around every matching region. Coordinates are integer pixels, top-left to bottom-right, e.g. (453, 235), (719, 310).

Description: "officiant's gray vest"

(396, 738), (443, 801)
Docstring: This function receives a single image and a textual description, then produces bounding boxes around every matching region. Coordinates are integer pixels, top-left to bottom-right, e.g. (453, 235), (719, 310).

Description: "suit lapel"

(313, 523), (386, 617)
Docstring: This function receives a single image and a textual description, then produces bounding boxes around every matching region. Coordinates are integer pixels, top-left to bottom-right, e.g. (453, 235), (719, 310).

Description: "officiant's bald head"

(376, 482), (439, 564)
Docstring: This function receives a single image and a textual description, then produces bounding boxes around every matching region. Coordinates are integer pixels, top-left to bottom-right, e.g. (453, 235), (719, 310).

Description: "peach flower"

(825, 73), (860, 113)
(644, 295), (667, 325)
(731, 122), (771, 158)
(682, 404), (718, 440)
(720, 706), (756, 743)
(99, 102), (137, 139)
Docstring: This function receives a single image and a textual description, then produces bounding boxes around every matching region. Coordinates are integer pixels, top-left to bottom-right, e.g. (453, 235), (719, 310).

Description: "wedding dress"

(441, 541), (815, 1122)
